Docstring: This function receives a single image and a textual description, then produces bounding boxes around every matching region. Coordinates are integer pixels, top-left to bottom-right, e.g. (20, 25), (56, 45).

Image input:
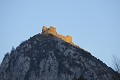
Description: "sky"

(0, 0), (120, 68)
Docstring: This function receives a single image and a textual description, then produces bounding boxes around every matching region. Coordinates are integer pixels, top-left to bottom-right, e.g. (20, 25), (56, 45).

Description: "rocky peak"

(0, 26), (119, 80)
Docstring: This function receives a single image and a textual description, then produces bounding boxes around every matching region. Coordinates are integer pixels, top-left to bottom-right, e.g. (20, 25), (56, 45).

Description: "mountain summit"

(0, 26), (119, 80)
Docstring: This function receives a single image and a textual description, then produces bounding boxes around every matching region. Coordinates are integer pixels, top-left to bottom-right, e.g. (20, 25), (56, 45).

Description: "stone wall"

(42, 26), (72, 44)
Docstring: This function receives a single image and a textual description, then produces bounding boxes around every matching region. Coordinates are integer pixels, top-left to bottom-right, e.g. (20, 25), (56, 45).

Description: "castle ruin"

(42, 26), (72, 44)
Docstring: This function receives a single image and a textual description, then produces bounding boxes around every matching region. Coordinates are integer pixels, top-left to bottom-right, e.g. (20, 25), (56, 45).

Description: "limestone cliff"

(0, 26), (119, 80)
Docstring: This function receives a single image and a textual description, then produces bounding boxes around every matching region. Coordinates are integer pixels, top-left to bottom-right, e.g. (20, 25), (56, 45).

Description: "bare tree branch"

(113, 55), (120, 73)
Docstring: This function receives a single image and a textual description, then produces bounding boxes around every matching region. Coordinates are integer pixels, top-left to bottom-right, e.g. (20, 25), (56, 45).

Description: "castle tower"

(65, 36), (72, 43)
(42, 26), (47, 32)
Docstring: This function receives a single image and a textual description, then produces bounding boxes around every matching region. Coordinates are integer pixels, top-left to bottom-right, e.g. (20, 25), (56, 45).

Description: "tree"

(113, 55), (120, 73)
(11, 46), (15, 53)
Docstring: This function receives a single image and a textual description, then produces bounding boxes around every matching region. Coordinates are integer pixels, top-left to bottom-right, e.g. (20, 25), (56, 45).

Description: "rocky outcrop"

(0, 27), (119, 80)
(42, 26), (72, 44)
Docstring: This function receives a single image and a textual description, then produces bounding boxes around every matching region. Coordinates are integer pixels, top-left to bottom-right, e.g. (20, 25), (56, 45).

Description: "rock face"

(0, 27), (119, 80)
